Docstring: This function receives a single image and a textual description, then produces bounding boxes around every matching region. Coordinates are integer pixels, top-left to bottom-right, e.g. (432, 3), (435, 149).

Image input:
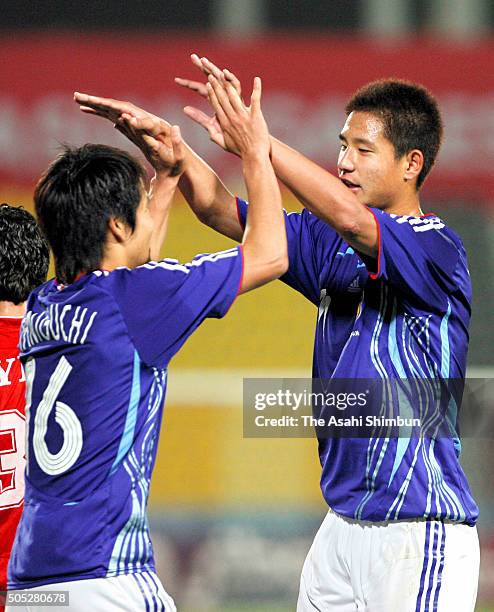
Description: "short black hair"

(0, 204), (49, 304)
(35, 144), (147, 285)
(345, 79), (443, 188)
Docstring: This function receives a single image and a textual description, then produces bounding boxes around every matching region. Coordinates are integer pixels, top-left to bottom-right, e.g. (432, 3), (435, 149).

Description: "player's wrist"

(154, 162), (185, 180)
(240, 146), (271, 166)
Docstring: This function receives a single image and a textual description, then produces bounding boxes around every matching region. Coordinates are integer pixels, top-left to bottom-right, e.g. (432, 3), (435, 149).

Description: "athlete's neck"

(380, 191), (423, 217)
(98, 253), (136, 272)
(99, 236), (145, 272)
(0, 301), (26, 317)
(98, 254), (129, 272)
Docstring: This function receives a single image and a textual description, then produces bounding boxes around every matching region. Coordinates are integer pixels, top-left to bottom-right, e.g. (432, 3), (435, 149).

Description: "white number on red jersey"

(0, 409), (25, 509)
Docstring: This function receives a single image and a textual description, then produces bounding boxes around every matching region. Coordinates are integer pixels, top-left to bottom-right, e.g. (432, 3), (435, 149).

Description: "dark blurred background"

(1, 0), (493, 33)
(1, 1), (493, 610)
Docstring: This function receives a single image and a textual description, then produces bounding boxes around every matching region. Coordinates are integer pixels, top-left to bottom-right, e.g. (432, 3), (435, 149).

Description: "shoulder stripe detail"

(185, 248), (239, 269)
(142, 248), (239, 275)
(95, 248), (240, 277)
(412, 222), (445, 233)
(390, 214), (445, 232)
(143, 261), (190, 274)
(161, 258), (179, 264)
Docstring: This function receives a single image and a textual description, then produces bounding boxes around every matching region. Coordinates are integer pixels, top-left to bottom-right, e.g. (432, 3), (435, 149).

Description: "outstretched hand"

(73, 93), (184, 176)
(175, 54), (246, 155)
(205, 75), (270, 161)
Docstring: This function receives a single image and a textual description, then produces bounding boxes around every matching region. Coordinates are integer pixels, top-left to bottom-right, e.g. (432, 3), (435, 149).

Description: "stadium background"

(1, 1), (494, 609)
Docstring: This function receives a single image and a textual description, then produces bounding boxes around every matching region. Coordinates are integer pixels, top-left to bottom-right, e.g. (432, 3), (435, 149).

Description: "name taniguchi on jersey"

(8, 247), (243, 589)
(236, 198), (478, 525)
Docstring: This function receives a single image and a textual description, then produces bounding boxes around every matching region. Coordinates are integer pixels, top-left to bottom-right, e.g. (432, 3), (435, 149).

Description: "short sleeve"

(236, 197), (340, 305)
(365, 208), (462, 311)
(106, 246), (243, 367)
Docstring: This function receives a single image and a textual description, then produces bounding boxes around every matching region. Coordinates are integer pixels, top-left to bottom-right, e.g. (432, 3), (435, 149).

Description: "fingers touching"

(75, 91), (183, 175)
(206, 75), (261, 123)
(223, 69), (242, 96)
(75, 55), (249, 159)
(74, 92), (172, 141)
(175, 55), (243, 99)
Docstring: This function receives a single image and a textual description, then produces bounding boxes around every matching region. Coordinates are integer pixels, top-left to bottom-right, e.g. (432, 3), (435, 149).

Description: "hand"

(175, 54), (245, 155)
(206, 75), (270, 161)
(73, 93), (184, 176)
(175, 54), (243, 99)
(120, 115), (185, 176)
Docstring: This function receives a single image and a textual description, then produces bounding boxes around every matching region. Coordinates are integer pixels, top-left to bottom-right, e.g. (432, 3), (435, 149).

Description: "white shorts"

(6, 571), (176, 612)
(298, 509), (479, 612)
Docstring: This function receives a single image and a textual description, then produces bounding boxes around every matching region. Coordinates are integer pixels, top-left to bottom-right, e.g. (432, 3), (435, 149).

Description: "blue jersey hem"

(8, 563), (157, 590)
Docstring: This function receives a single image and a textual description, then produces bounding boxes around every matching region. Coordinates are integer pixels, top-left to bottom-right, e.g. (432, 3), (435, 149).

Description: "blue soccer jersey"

(9, 247), (243, 588)
(237, 198), (478, 525)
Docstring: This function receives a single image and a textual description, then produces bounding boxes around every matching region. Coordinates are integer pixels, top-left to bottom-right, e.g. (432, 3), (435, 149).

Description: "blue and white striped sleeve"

(364, 208), (465, 311)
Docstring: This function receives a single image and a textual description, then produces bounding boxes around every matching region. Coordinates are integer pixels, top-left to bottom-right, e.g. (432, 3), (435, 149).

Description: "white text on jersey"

(20, 305), (97, 351)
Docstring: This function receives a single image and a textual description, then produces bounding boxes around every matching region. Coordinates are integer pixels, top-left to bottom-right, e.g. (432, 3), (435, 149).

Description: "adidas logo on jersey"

(347, 276), (361, 293)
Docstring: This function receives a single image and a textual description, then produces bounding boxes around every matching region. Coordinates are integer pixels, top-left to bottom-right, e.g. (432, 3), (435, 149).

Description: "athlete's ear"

(403, 149), (424, 184)
(107, 217), (131, 244)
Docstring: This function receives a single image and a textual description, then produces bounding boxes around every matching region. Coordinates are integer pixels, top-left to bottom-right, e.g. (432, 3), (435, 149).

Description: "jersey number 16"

(25, 357), (83, 477)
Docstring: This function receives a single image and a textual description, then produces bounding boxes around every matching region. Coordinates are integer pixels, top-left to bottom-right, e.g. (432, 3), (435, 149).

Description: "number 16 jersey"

(9, 248), (243, 589)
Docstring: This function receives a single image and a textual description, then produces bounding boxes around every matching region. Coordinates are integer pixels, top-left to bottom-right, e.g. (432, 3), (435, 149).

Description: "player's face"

(337, 111), (407, 209)
(126, 185), (155, 267)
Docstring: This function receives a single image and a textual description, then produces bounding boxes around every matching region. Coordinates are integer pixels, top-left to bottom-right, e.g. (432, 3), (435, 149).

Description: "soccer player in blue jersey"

(8, 79), (288, 612)
(76, 65), (479, 611)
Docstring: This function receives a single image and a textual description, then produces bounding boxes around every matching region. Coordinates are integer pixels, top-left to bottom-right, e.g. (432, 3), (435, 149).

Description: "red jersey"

(0, 317), (25, 600)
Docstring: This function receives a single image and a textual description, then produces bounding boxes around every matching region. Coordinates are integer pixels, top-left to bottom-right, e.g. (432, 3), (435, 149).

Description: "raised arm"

(73, 93), (243, 243)
(177, 143), (243, 242)
(74, 93), (186, 259)
(205, 75), (287, 292)
(177, 56), (377, 257)
(268, 137), (377, 256)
